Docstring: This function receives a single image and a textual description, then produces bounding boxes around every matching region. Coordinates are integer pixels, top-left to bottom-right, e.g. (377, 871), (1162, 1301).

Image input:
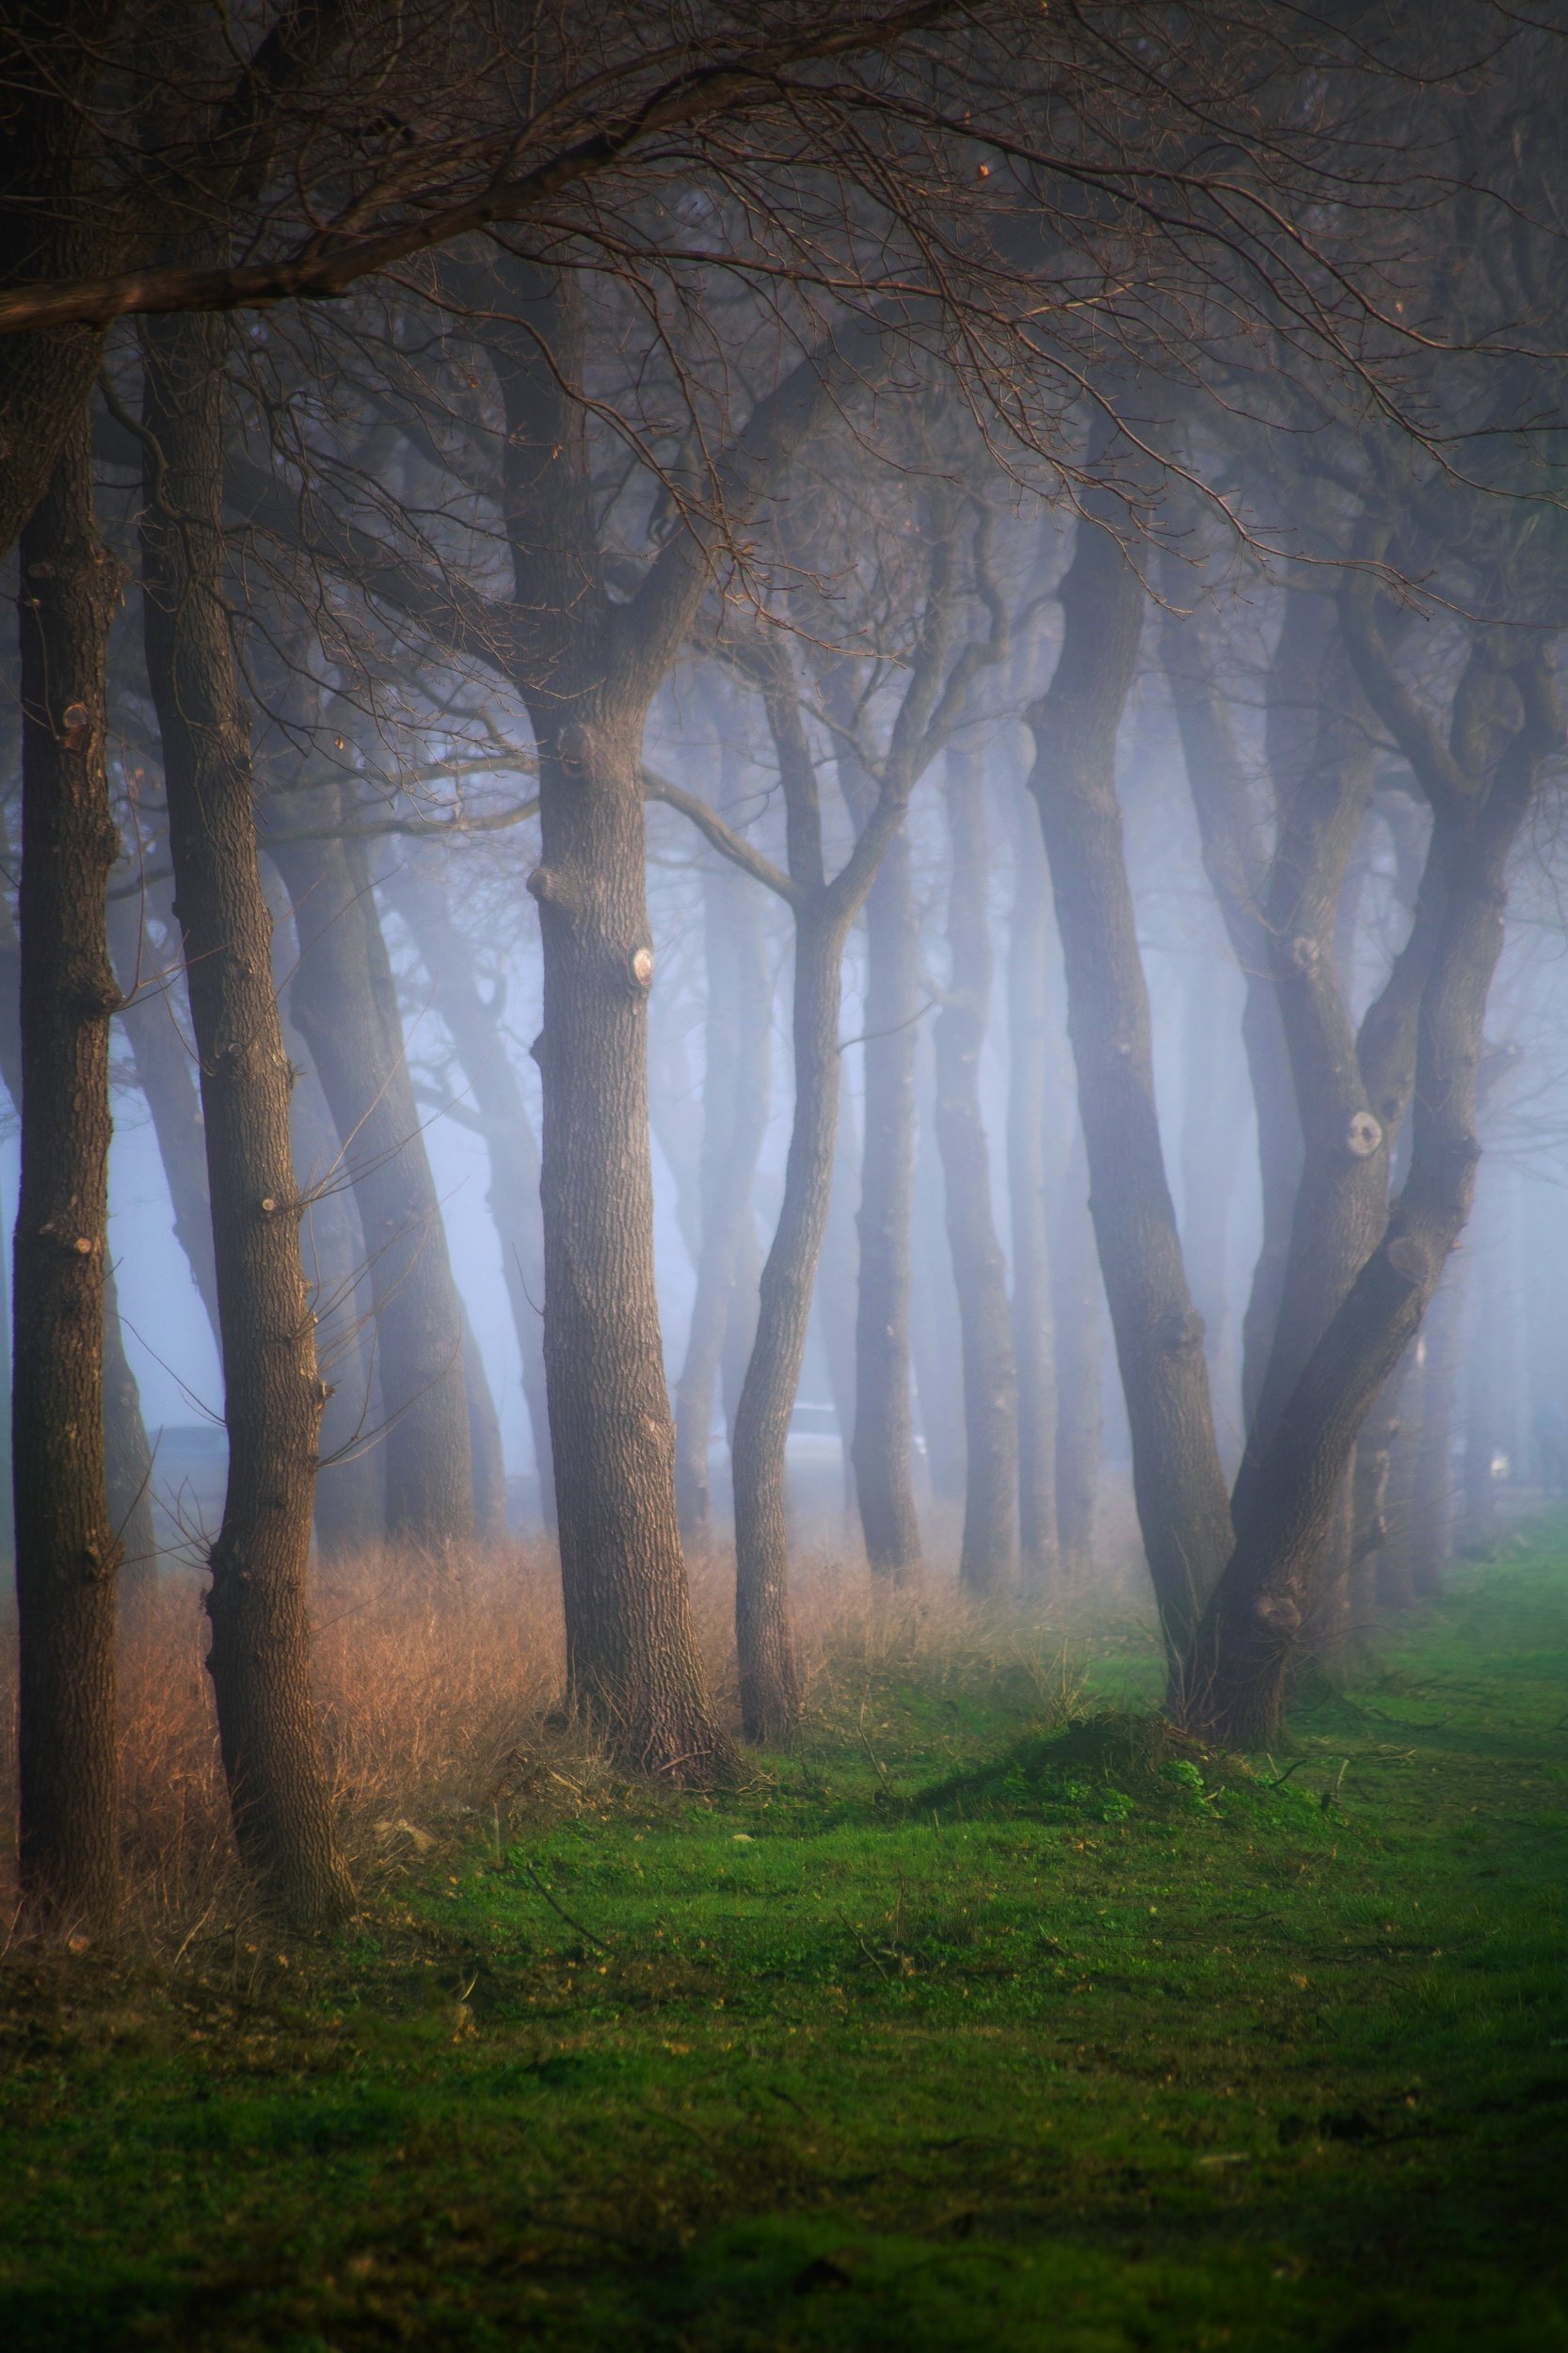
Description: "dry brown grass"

(0, 1524), (1160, 1949)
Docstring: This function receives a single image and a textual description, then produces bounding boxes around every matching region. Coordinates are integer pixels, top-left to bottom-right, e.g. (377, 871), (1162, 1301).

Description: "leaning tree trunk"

(383, 850), (554, 1532)
(852, 829), (924, 1577)
(1025, 510), (1233, 1663)
(1183, 723), (1542, 1747)
(140, 312), (351, 1924)
(934, 746), (1017, 1593)
(674, 852), (773, 1543)
(12, 414), (121, 1929)
(528, 712), (734, 1781)
(267, 814), (472, 1549)
(1007, 785), (1058, 1588)
(105, 874), (221, 1347)
(732, 907), (851, 1737)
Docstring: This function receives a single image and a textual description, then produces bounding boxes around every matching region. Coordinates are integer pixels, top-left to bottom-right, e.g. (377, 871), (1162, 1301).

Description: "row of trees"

(5, 1), (1566, 1929)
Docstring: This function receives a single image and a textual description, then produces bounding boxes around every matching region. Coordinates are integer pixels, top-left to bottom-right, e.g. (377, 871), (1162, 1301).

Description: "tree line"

(4, 0), (1567, 1931)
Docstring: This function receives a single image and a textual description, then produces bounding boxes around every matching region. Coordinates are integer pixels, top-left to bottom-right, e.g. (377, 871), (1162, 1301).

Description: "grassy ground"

(2, 1542), (1566, 2351)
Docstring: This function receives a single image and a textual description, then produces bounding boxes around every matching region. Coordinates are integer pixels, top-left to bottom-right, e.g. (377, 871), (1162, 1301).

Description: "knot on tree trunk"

(1156, 1305), (1206, 1353)
(1385, 1234), (1430, 1288)
(1345, 1110), (1384, 1159)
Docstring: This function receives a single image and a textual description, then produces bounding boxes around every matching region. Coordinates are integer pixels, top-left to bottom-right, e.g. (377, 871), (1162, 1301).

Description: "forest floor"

(1, 1538), (1566, 2351)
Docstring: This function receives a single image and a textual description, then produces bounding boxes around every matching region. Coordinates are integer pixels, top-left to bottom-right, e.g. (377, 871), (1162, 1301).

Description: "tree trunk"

(1160, 589), (1301, 1433)
(12, 413), (121, 1929)
(934, 746), (1017, 1593)
(461, 1300), (507, 1540)
(528, 714), (734, 1781)
(1026, 511), (1233, 1662)
(852, 829), (924, 1577)
(1177, 955), (1247, 1465)
(674, 853), (772, 1542)
(103, 1255), (157, 1619)
(1184, 713), (1542, 1747)
(1411, 1261), (1463, 1596)
(1052, 1122), (1102, 1581)
(381, 851), (554, 1529)
(912, 1031), (967, 1510)
(1007, 785), (1058, 1588)
(733, 908), (851, 1737)
(286, 1047), (384, 1559)
(140, 311), (351, 1924)
(266, 812), (472, 1549)
(105, 875), (221, 1346)
(815, 1080), (860, 1518)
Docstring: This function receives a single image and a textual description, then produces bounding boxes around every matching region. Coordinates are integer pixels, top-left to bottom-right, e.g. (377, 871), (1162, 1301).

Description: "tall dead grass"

(0, 1532), (1160, 1948)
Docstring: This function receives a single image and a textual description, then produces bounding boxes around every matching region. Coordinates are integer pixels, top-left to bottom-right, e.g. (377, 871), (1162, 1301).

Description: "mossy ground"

(3, 1541), (1566, 2350)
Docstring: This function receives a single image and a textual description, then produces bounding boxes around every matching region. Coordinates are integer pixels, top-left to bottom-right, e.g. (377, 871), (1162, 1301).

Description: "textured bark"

(851, 827), (924, 1577)
(12, 414), (121, 1927)
(267, 810), (472, 1549)
(1025, 511), (1233, 1661)
(529, 713), (732, 1777)
(0, 797), (154, 1606)
(673, 850), (772, 1543)
(140, 310), (351, 1924)
(1007, 787), (1058, 1587)
(383, 851), (553, 1530)
(105, 874), (221, 1345)
(1051, 1123), (1101, 1579)
(934, 746), (1016, 1593)
(1184, 652), (1548, 1745)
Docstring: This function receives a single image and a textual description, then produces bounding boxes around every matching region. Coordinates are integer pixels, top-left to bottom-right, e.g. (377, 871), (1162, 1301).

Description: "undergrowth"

(0, 1537), (1564, 2349)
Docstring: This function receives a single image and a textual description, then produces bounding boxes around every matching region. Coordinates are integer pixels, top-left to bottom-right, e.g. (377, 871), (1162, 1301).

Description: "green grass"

(4, 1544), (1567, 2350)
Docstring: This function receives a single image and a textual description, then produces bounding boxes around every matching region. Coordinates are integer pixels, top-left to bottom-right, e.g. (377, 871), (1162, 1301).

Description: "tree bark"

(1025, 509), (1233, 1662)
(266, 808), (473, 1549)
(1007, 785), (1058, 1588)
(1411, 1257), (1463, 1596)
(852, 827), (924, 1577)
(529, 713), (733, 1778)
(1184, 675), (1546, 1746)
(140, 310), (351, 1923)
(12, 412), (121, 1928)
(934, 745), (1017, 1593)
(674, 849), (772, 1543)
(382, 850), (554, 1530)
